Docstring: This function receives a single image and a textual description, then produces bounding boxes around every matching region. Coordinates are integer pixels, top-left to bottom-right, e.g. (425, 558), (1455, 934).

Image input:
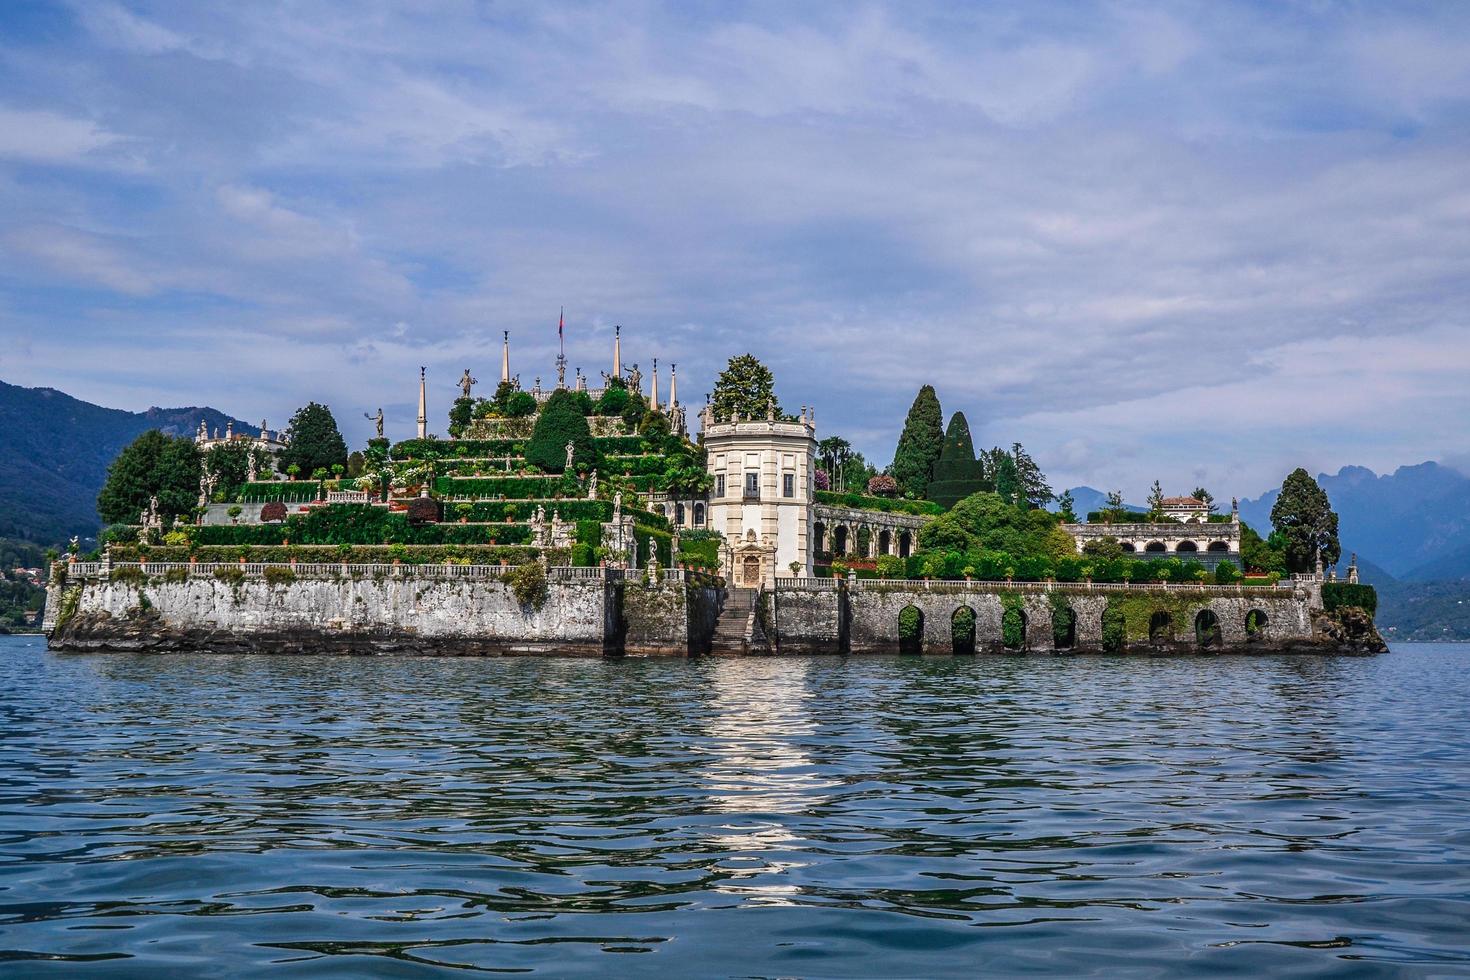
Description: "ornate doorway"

(741, 556), (762, 587)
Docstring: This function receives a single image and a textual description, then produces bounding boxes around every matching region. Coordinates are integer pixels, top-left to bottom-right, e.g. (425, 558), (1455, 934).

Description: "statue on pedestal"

(459, 369), (477, 399)
(587, 470), (598, 500)
(365, 408), (385, 439)
(565, 440), (576, 472)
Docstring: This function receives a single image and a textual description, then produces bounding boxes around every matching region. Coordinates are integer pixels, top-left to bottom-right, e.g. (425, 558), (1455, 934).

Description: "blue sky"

(2, 1), (1469, 498)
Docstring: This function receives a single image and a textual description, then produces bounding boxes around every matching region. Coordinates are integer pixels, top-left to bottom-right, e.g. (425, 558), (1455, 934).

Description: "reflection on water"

(1, 635), (1469, 977)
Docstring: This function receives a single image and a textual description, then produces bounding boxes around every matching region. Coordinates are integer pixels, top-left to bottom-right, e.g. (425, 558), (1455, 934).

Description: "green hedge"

(238, 481), (322, 502)
(1323, 583), (1377, 615)
(109, 544), (561, 565)
(393, 439), (523, 460)
(434, 475), (577, 499)
(815, 491), (943, 516)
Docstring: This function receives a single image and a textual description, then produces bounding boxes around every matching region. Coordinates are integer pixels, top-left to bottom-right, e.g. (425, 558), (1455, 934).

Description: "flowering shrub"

(260, 501), (288, 523)
(814, 468), (831, 491)
(405, 496), (442, 524)
(867, 474), (898, 498)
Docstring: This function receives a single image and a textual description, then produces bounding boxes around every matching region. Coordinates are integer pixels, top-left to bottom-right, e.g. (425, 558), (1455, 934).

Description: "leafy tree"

(927, 412), (987, 509)
(1192, 486), (1216, 513)
(711, 354), (780, 422)
(892, 386), (943, 498)
(1147, 479), (1166, 520)
(594, 375), (629, 415)
(1104, 489), (1126, 523)
(1011, 443), (1053, 508)
(346, 451), (365, 478)
(917, 491), (1072, 559)
(1057, 489), (1077, 523)
(1240, 522), (1287, 574)
(448, 396), (474, 438)
(817, 436), (853, 474)
(1082, 535), (1125, 561)
(990, 450), (1021, 507)
(505, 391), (538, 417)
(491, 380), (517, 413)
(526, 389), (597, 474)
(97, 430), (201, 525)
(203, 442), (258, 500)
(1270, 468), (1341, 571)
(279, 402), (348, 478)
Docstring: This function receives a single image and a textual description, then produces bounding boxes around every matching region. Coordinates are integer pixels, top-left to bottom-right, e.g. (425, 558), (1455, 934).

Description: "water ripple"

(0, 636), (1468, 977)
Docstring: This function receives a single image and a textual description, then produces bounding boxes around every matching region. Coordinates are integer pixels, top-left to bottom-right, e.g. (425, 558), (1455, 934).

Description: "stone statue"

(613, 491), (623, 522)
(565, 440), (576, 472)
(365, 408), (384, 439)
(246, 452), (258, 483)
(459, 369), (477, 399)
(197, 419), (208, 442)
(260, 419), (268, 439)
(587, 469), (598, 500)
(766, 397), (775, 421)
(628, 363), (642, 393)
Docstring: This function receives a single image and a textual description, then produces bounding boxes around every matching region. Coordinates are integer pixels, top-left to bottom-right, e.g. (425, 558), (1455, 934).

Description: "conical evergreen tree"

(891, 385), (944, 498)
(926, 412), (987, 509)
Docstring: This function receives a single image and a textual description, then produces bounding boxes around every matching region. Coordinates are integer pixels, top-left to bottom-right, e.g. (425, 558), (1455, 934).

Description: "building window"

(694, 503), (705, 526)
(744, 472), (760, 499)
(716, 475), (725, 497)
(783, 473), (794, 498)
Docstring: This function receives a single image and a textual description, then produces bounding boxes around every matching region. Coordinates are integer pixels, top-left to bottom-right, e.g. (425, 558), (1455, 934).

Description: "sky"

(2, 0), (1469, 500)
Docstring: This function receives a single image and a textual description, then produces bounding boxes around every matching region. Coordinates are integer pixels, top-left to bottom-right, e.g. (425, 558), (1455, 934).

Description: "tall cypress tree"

(926, 412), (986, 509)
(891, 386), (944, 498)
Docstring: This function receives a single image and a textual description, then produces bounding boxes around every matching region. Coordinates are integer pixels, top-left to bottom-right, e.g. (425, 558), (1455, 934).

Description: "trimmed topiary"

(405, 496), (442, 524)
(527, 390), (597, 474)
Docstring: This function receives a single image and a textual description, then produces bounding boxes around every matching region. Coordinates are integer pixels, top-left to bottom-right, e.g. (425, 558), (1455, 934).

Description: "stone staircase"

(711, 587), (758, 653)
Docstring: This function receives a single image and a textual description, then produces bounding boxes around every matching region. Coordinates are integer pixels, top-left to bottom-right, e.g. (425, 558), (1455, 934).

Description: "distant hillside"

(1053, 486), (1144, 517)
(0, 379), (248, 546)
(1239, 462), (1470, 581)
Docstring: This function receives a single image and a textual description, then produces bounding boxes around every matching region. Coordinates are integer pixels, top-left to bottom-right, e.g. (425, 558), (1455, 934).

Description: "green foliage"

(1214, 561), (1243, 584)
(504, 391), (538, 417)
(116, 543), (552, 566)
(594, 382), (630, 416)
(927, 412), (988, 509)
(570, 543), (595, 566)
(1240, 521), (1288, 574)
(989, 450), (1020, 506)
(898, 605), (922, 649)
(891, 386), (944, 498)
(262, 566), (296, 586)
(1082, 535), (1126, 561)
(1000, 597), (1026, 649)
(97, 429), (201, 525)
(278, 402), (348, 478)
(237, 481), (321, 502)
(1147, 479), (1166, 520)
(876, 554), (906, 578)
(347, 451), (365, 478)
(813, 491), (943, 516)
(507, 560), (548, 608)
(194, 504), (536, 547)
(917, 491), (1071, 559)
(1101, 605), (1126, 653)
(448, 396), (475, 438)
(1270, 467), (1341, 571)
(1057, 489), (1077, 523)
(526, 390), (597, 474)
(203, 442), (265, 501)
(951, 606), (976, 653)
(1323, 582), (1377, 615)
(213, 565), (245, 586)
(711, 353), (781, 422)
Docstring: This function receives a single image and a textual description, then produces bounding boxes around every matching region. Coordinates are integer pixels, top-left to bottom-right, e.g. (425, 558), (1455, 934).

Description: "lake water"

(1, 635), (1468, 977)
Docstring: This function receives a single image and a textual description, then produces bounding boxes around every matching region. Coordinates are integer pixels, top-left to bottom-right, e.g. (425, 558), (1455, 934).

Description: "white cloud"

(0, 107), (119, 163)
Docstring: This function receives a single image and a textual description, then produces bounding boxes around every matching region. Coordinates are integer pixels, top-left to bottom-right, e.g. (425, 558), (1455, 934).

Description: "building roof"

(1161, 496), (1206, 507)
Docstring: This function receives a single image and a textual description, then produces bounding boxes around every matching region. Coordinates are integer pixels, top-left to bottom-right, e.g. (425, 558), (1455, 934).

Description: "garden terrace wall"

(48, 563), (721, 657)
(766, 578), (1382, 654)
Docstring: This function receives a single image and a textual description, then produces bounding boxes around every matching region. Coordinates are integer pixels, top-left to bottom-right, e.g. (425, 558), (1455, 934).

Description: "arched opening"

(951, 606), (976, 655)
(661, 504), (671, 520)
(1195, 609), (1220, 647)
(878, 529), (892, 556)
(1051, 605), (1077, 650)
(856, 526), (872, 559)
(1002, 606), (1027, 651)
(1120, 542), (1137, 552)
(1148, 611), (1173, 645)
(693, 502), (705, 526)
(1102, 607), (1126, 654)
(899, 605), (924, 655)
(833, 526), (848, 556)
(1176, 540), (1198, 553)
(1245, 608), (1268, 641)
(814, 522), (827, 554)
(741, 555), (762, 588)
(898, 531), (912, 558)
(675, 502), (685, 525)
(1144, 541), (1167, 554)
(1207, 541), (1229, 553)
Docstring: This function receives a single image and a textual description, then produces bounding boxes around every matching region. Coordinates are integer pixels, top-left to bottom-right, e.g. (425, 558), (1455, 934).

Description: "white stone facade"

(703, 416), (817, 588)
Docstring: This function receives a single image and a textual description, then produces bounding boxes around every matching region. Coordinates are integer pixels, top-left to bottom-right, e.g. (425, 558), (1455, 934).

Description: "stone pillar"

(416, 366), (427, 440)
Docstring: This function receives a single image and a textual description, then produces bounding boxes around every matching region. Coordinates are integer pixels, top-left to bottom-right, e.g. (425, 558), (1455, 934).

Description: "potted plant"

(227, 504), (243, 525)
(962, 565), (975, 582)
(789, 560), (802, 577)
